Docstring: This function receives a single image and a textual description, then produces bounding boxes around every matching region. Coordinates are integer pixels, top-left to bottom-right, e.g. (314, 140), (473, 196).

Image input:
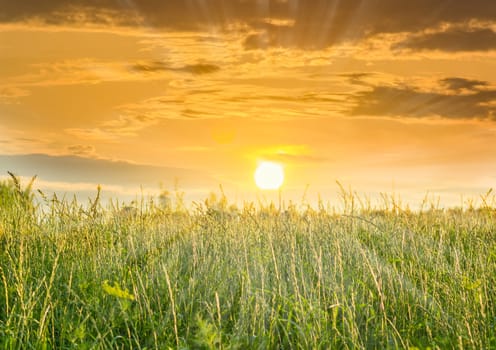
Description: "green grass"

(0, 176), (495, 349)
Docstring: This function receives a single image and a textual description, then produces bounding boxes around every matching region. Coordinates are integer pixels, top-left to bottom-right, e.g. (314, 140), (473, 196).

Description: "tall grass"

(0, 176), (495, 349)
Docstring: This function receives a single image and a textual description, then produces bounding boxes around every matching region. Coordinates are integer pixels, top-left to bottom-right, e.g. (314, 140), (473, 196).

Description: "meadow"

(0, 175), (495, 349)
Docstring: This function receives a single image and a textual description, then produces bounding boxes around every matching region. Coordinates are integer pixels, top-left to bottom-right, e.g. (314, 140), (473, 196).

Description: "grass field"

(0, 175), (495, 349)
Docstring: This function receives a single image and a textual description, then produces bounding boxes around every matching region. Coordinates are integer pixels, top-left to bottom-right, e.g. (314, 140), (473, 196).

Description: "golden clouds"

(66, 114), (160, 141)
(1, 0), (496, 206)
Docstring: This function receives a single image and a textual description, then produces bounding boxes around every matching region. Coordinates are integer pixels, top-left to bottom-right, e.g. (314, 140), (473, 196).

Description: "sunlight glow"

(254, 161), (284, 190)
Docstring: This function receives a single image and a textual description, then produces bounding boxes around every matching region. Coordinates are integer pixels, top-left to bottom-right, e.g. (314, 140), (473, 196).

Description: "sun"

(254, 161), (284, 190)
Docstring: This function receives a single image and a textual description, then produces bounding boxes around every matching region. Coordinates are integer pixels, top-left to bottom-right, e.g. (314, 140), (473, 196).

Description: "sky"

(1, 0), (496, 208)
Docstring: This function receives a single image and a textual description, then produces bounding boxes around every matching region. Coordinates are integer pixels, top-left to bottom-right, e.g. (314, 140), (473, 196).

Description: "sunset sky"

(1, 0), (496, 208)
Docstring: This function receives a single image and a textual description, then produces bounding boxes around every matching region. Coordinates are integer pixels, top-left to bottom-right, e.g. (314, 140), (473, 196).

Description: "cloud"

(3, 0), (496, 50)
(0, 87), (30, 103)
(0, 128), (56, 154)
(243, 21), (296, 50)
(0, 3), (143, 27)
(349, 78), (496, 120)
(67, 144), (96, 156)
(242, 1), (496, 50)
(131, 61), (169, 73)
(0, 58), (134, 89)
(0, 1), (286, 29)
(65, 128), (116, 141)
(394, 27), (496, 52)
(66, 114), (159, 141)
(116, 83), (351, 121)
(440, 77), (489, 92)
(339, 72), (375, 86)
(183, 63), (220, 75)
(131, 61), (220, 75)
(0, 153), (217, 188)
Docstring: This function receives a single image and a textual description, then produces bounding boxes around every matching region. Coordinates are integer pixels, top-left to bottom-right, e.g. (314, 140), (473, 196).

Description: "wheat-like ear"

(25, 175), (37, 195)
(38, 189), (48, 202)
(7, 171), (21, 193)
(89, 185), (101, 218)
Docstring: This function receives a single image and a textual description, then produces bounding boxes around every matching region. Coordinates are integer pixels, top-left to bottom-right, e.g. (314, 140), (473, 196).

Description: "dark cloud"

(181, 109), (216, 119)
(339, 72), (374, 85)
(131, 61), (220, 75)
(132, 61), (168, 73)
(0, 2), (141, 26)
(188, 89), (223, 95)
(349, 80), (496, 120)
(440, 77), (489, 92)
(0, 153), (216, 188)
(133, 114), (154, 123)
(243, 22), (297, 49)
(0, 0), (289, 29)
(67, 144), (96, 156)
(182, 64), (220, 75)
(244, 33), (270, 50)
(2, 0), (496, 49)
(361, 1), (496, 34)
(394, 28), (496, 52)
(241, 1), (496, 50)
(222, 93), (342, 104)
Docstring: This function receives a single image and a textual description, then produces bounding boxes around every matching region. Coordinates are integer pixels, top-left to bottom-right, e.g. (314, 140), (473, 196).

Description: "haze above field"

(1, 0), (496, 206)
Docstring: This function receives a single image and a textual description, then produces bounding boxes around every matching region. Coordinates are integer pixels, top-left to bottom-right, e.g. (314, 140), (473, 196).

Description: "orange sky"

(1, 1), (496, 208)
